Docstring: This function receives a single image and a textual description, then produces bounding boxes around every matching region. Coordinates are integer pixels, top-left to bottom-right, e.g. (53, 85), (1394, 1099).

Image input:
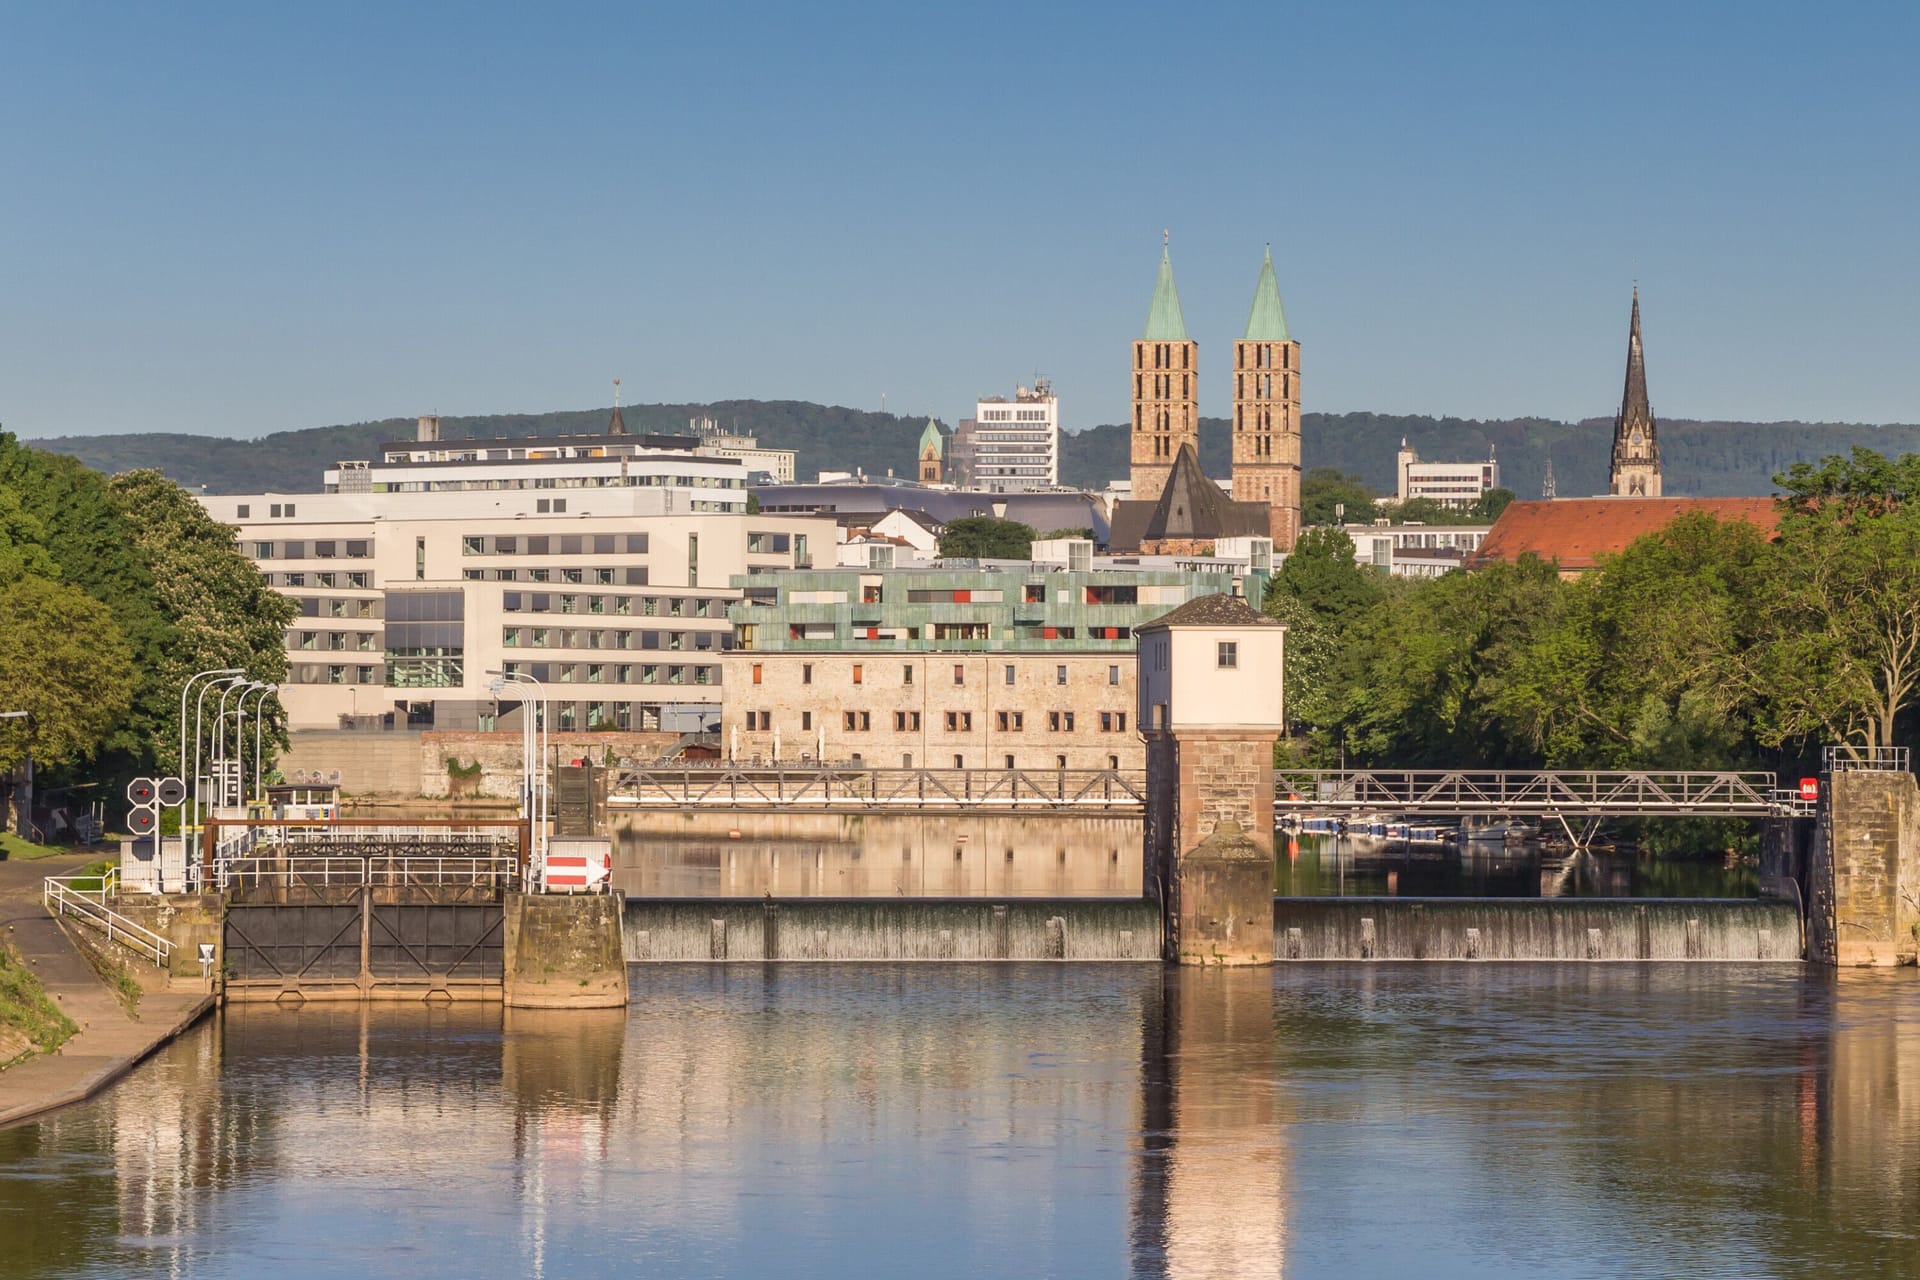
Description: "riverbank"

(0, 850), (215, 1129)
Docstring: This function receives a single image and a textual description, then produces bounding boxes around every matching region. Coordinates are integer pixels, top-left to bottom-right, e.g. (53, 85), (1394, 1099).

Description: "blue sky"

(2, 1), (1914, 439)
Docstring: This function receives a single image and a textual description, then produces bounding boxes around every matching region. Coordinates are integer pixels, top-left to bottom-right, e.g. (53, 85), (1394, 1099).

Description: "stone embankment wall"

(279, 730), (680, 798)
(112, 894), (224, 981)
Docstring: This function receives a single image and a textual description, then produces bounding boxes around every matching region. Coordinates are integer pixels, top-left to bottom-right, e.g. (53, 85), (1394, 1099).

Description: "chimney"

(417, 415), (441, 442)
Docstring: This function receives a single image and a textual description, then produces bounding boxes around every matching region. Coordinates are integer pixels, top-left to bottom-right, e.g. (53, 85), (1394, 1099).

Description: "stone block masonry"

(1816, 770), (1920, 966)
(503, 893), (628, 1008)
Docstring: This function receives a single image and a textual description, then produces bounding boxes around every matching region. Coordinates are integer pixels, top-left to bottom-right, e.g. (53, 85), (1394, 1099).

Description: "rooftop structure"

(1344, 523), (1493, 577)
(954, 381), (1059, 491)
(1467, 497), (1779, 577)
(1109, 442), (1272, 555)
(751, 482), (1111, 545)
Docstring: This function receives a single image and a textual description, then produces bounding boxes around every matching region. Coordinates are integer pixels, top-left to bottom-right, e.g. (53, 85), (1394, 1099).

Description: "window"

(1004, 754), (1016, 769)
(1099, 711), (1128, 733)
(801, 711), (813, 731)
(902, 664), (913, 686)
(852, 664), (863, 685)
(751, 663), (763, 685)
(1048, 711), (1076, 733)
(1218, 641), (1238, 669)
(749, 711), (771, 731)
(944, 711), (973, 732)
(843, 710), (871, 731)
(953, 755), (965, 768)
(1004, 664), (1016, 686)
(1109, 665), (1121, 686)
(953, 664), (965, 686)
(894, 711), (922, 732)
(1056, 664), (1068, 686)
(996, 711), (1024, 732)
(802, 663), (813, 685)
(237, 504), (250, 519)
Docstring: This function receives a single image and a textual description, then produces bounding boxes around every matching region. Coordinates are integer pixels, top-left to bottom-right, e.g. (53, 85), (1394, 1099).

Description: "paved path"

(0, 850), (214, 1128)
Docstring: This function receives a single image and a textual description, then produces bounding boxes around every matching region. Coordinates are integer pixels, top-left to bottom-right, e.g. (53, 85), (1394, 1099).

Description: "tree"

(1037, 527), (1094, 541)
(1300, 469), (1375, 526)
(1471, 488), (1516, 522)
(1749, 451), (1920, 753)
(1272, 527), (1384, 628)
(108, 470), (297, 769)
(0, 578), (137, 807)
(938, 517), (1036, 560)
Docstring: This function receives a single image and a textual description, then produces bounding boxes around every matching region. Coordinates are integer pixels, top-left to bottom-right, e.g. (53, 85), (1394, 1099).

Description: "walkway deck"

(0, 850), (213, 1129)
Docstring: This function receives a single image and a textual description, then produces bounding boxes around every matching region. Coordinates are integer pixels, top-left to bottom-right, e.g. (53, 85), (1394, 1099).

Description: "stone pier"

(502, 892), (629, 1008)
(1812, 770), (1920, 967)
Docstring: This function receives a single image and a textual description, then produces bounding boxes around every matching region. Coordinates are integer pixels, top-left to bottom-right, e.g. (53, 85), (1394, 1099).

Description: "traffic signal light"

(127, 777), (158, 836)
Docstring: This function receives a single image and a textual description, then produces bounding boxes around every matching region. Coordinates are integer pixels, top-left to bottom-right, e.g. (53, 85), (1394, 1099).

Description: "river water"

(3, 966), (1915, 1278)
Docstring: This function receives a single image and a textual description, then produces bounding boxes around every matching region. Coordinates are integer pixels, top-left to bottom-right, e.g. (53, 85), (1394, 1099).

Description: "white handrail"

(43, 871), (173, 968)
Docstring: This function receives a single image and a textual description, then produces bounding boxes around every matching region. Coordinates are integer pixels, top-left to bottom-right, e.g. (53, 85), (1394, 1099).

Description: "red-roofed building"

(1467, 497), (1782, 577)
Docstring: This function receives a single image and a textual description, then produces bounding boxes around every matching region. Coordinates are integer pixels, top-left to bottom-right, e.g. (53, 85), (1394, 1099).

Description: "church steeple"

(1130, 233), (1199, 506)
(1230, 245), (1303, 550)
(1609, 287), (1661, 497)
(608, 378), (627, 436)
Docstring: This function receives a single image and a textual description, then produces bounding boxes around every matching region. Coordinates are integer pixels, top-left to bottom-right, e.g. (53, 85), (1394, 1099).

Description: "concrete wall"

(624, 897), (1162, 961)
(503, 893), (627, 1007)
(1821, 770), (1920, 966)
(1273, 897), (1801, 961)
(280, 729), (680, 798)
(110, 893), (224, 983)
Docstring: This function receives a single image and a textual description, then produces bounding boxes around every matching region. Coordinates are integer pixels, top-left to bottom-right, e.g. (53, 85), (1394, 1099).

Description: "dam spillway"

(620, 896), (1805, 963)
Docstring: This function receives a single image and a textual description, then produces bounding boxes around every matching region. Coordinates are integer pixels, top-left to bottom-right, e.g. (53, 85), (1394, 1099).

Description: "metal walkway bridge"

(1274, 770), (1815, 822)
(607, 765), (1146, 813)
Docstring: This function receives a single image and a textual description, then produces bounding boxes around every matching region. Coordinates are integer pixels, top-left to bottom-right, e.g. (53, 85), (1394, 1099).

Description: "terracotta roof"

(1468, 497), (1781, 573)
(1137, 593), (1281, 631)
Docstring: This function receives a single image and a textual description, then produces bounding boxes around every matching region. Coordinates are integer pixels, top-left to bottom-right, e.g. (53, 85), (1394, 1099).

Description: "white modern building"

(1343, 523), (1492, 577)
(955, 381), (1059, 491)
(1394, 439), (1501, 509)
(204, 421), (836, 734)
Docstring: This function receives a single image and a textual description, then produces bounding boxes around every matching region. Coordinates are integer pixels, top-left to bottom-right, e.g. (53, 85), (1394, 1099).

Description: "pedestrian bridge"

(606, 765), (1146, 813)
(1273, 770), (1815, 820)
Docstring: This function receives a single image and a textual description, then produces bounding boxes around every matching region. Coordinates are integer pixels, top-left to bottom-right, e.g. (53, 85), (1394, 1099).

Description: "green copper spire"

(1242, 245), (1291, 342)
(918, 417), (942, 457)
(1141, 237), (1189, 342)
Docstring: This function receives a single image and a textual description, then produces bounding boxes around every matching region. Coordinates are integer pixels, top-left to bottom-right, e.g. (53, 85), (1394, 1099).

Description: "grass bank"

(0, 833), (88, 862)
(0, 941), (78, 1069)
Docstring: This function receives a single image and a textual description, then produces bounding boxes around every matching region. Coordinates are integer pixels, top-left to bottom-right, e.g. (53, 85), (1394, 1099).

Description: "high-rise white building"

(956, 381), (1058, 491)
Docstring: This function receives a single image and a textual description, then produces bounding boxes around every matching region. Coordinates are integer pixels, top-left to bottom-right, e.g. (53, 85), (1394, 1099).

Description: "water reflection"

(1, 968), (1916, 1278)
(610, 812), (1143, 898)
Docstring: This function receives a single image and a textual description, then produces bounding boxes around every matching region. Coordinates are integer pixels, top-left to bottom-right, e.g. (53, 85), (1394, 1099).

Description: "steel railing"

(607, 765), (1147, 811)
(220, 854), (521, 894)
(43, 867), (173, 968)
(1823, 745), (1910, 774)
(1273, 770), (1805, 818)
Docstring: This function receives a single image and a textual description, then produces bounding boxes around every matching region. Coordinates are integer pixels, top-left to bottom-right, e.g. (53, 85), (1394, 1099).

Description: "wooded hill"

(29, 401), (1920, 498)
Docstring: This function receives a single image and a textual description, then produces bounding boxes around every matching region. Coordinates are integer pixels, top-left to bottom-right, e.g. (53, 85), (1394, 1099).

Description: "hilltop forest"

(26, 401), (1920, 499)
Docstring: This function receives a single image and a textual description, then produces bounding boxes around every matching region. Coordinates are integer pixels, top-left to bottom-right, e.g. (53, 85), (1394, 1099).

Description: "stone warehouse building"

(720, 558), (1267, 769)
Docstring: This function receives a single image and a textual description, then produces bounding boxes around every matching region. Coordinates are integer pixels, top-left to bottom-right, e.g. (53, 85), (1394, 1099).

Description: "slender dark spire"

(1609, 285), (1661, 496)
(608, 378), (627, 436)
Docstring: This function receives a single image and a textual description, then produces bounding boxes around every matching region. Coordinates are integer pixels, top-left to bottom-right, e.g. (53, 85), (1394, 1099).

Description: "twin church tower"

(1125, 240), (1303, 552)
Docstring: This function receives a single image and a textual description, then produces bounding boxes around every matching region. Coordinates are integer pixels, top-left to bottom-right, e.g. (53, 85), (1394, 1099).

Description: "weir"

(1272, 898), (1800, 962)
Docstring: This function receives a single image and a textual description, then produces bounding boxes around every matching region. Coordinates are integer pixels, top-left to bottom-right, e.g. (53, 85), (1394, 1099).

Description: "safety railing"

(1273, 770), (1798, 818)
(220, 854), (520, 896)
(43, 868), (173, 968)
(1823, 746), (1910, 774)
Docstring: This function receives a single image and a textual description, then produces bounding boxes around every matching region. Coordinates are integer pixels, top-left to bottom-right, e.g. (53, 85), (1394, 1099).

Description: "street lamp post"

(178, 668), (241, 863)
(191, 675), (245, 832)
(230, 682), (271, 806)
(487, 670), (548, 867)
(247, 684), (277, 804)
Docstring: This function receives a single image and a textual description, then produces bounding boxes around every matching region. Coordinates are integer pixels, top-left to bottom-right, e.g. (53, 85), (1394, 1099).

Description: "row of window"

(742, 709), (1130, 734)
(503, 628), (720, 652)
(290, 631), (379, 651)
(756, 662), (1127, 687)
(252, 540), (372, 560)
(270, 571), (372, 590)
(502, 592), (725, 617)
(463, 567), (649, 586)
(463, 533), (647, 556)
(501, 662), (719, 686)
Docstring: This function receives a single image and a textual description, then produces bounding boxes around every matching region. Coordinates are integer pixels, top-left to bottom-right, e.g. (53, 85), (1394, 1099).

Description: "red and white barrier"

(541, 840), (611, 893)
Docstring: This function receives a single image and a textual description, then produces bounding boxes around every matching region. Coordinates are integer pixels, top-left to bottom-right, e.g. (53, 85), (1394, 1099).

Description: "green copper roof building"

(1242, 246), (1291, 342)
(918, 417), (943, 458)
(1141, 247), (1189, 342)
